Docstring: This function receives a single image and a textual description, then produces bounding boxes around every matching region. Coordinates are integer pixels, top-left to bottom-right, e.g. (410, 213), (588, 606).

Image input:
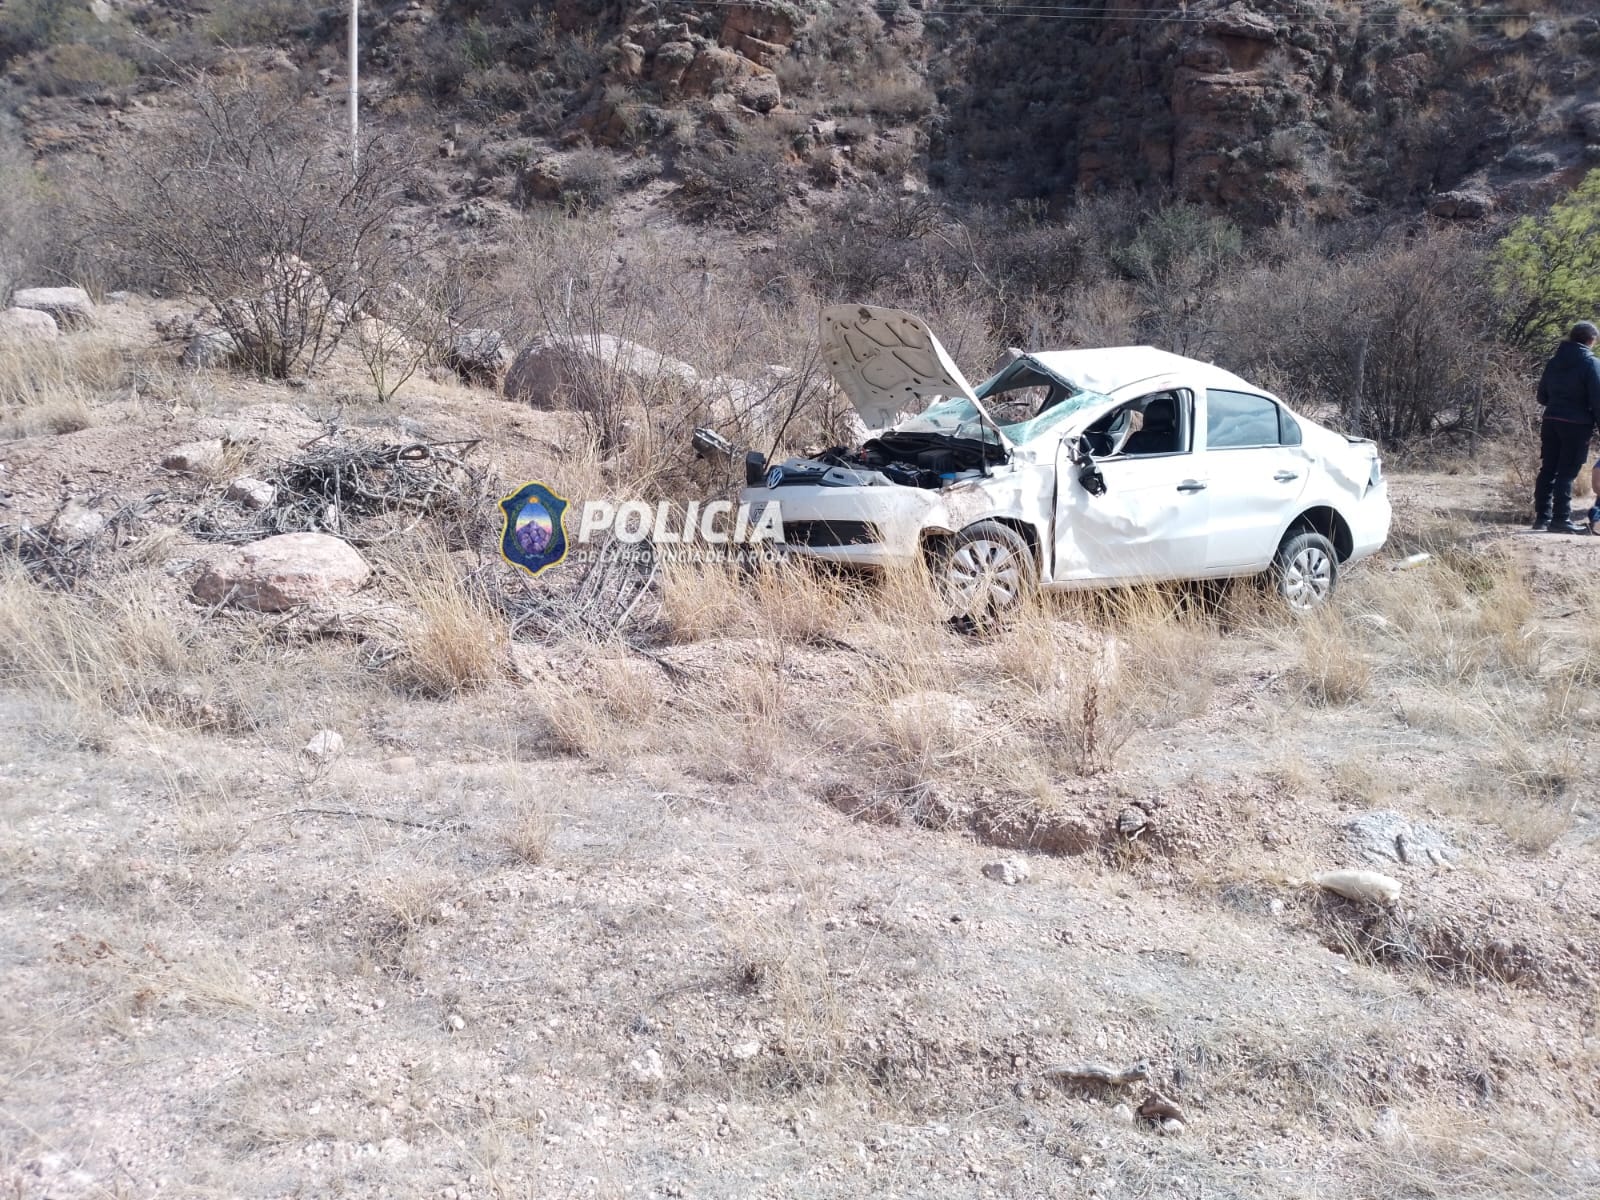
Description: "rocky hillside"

(5, 2), (1599, 232)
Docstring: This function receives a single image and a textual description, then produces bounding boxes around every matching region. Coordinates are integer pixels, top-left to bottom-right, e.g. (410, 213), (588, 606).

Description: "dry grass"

(0, 335), (130, 439)
(1289, 611), (1372, 705)
(387, 544), (505, 698)
(503, 797), (556, 865)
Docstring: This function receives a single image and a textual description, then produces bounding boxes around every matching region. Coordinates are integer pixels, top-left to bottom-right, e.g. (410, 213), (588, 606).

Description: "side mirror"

(1067, 435), (1107, 497)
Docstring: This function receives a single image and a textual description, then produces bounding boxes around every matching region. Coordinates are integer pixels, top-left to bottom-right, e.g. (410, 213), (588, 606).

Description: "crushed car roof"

(1025, 347), (1267, 399)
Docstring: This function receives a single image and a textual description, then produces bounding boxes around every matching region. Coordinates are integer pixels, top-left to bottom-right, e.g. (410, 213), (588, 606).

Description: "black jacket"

(1537, 339), (1600, 425)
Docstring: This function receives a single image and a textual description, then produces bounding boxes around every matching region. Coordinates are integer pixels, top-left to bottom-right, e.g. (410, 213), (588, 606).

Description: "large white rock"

(0, 306), (60, 342)
(504, 333), (702, 408)
(12, 286), (96, 330)
(193, 532), (370, 612)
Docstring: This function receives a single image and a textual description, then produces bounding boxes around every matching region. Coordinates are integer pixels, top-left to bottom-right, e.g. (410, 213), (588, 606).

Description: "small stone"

(1161, 1118), (1185, 1135)
(447, 1012), (466, 1031)
(630, 1048), (665, 1083)
(379, 1137), (411, 1161)
(1111, 1104), (1135, 1124)
(1373, 1106), (1409, 1146)
(730, 1040), (761, 1060)
(49, 500), (107, 543)
(161, 439), (226, 475)
(1268, 898), (1285, 917)
(982, 858), (1030, 886)
(302, 730), (344, 759)
(1115, 807), (1148, 837)
(225, 477), (276, 510)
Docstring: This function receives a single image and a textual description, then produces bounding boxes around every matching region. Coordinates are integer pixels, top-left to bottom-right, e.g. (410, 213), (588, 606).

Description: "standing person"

(1532, 321), (1600, 533)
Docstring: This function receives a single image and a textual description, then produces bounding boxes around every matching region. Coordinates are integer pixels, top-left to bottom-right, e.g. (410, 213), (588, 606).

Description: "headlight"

(1369, 458), (1383, 488)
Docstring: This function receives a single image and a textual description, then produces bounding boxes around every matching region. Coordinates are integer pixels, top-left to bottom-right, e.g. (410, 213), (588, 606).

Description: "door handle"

(1176, 480), (1207, 493)
(1274, 470), (1300, 482)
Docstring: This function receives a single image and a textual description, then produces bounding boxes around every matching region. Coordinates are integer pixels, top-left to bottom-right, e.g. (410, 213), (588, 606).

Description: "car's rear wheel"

(1272, 529), (1338, 612)
(939, 521), (1035, 618)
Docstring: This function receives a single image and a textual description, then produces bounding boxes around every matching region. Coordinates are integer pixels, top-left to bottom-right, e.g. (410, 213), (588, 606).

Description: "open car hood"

(820, 304), (1004, 437)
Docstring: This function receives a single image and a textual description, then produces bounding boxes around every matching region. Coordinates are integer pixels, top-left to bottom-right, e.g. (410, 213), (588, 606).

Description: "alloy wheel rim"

(1283, 546), (1333, 610)
(947, 539), (1022, 613)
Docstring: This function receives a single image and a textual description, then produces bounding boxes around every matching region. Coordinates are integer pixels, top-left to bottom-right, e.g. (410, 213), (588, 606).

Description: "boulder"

(1576, 103), (1600, 142)
(737, 70), (782, 113)
(444, 328), (511, 386)
(1427, 189), (1494, 220)
(193, 532), (371, 612)
(682, 45), (768, 99)
(0, 306), (60, 342)
(11, 286), (95, 330)
(180, 328), (241, 369)
(651, 40), (698, 93)
(505, 333), (702, 409)
(720, 3), (797, 49)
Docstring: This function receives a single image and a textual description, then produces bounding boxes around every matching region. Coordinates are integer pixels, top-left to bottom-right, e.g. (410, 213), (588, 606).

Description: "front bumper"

(740, 484), (935, 568)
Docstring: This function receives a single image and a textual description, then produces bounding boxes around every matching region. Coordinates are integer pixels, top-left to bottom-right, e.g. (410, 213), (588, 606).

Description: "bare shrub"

(1224, 228), (1505, 442)
(677, 126), (798, 231)
(89, 80), (415, 379)
(0, 114), (49, 304)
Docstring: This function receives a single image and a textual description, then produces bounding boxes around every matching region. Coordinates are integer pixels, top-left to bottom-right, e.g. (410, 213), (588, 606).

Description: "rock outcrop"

(192, 532), (371, 612)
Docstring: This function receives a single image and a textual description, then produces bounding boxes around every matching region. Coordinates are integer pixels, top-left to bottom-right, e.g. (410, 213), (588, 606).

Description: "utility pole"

(348, 2), (359, 169)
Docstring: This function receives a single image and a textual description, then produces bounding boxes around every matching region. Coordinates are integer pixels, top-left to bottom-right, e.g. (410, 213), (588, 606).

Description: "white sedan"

(741, 304), (1390, 613)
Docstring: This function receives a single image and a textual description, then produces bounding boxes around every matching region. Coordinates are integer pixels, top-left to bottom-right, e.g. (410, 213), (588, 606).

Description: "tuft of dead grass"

(1290, 611), (1371, 705)
(387, 544), (506, 698)
(0, 334), (133, 439)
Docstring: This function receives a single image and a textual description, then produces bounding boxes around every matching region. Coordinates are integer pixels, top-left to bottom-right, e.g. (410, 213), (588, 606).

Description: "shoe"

(1530, 519), (1549, 532)
(1548, 519), (1588, 534)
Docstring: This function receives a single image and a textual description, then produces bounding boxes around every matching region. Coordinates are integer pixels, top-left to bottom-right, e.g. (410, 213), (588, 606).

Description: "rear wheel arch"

(1285, 505), (1354, 562)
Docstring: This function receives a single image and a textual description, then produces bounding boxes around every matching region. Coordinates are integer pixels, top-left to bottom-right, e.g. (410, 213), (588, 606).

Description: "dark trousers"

(1534, 418), (1593, 522)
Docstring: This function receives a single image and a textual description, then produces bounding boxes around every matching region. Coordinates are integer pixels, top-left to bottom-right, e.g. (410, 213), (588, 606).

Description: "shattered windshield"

(892, 361), (1111, 445)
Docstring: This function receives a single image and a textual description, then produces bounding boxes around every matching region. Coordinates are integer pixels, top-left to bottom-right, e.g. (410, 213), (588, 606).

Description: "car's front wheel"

(939, 521), (1036, 618)
(1272, 529), (1339, 612)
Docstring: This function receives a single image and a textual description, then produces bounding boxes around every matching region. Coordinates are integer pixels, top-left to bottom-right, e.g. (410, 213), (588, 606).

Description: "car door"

(1050, 389), (1213, 584)
(1199, 389), (1312, 570)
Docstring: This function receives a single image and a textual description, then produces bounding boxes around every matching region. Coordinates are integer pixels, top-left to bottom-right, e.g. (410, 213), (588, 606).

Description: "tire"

(939, 520), (1036, 619)
(1272, 529), (1338, 613)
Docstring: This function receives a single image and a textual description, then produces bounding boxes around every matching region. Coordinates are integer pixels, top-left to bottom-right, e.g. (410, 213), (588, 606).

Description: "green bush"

(1493, 169), (1600, 352)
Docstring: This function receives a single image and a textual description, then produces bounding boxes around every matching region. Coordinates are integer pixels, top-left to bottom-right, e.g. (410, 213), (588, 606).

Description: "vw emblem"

(766, 466), (784, 489)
